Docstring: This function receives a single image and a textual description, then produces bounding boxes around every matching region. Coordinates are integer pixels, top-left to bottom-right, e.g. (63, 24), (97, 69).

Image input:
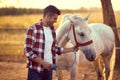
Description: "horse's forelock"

(61, 14), (72, 24)
(61, 14), (79, 24)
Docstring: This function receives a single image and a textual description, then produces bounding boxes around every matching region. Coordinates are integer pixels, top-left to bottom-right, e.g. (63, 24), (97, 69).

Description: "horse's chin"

(82, 49), (96, 61)
(86, 57), (95, 61)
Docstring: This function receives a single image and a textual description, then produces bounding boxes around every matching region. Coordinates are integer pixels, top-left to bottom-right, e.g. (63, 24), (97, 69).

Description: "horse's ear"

(67, 14), (77, 23)
(84, 13), (90, 21)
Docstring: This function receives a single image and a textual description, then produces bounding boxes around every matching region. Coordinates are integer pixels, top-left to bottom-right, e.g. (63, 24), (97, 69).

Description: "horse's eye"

(79, 32), (84, 37)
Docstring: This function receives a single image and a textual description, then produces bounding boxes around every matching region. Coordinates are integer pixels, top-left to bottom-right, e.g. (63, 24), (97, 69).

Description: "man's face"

(46, 14), (58, 26)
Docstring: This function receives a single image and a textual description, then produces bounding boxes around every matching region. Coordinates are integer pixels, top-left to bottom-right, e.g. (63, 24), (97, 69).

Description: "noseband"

(70, 23), (93, 48)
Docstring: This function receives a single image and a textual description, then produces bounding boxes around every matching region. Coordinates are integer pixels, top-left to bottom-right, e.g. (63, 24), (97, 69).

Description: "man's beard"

(47, 22), (53, 26)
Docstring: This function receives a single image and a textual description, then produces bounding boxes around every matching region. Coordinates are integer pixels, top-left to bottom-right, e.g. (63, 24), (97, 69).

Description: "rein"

(71, 23), (93, 48)
(51, 49), (77, 77)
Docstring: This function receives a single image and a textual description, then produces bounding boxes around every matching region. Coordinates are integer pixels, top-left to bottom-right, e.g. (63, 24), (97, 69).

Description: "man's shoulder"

(26, 22), (43, 34)
(28, 22), (41, 30)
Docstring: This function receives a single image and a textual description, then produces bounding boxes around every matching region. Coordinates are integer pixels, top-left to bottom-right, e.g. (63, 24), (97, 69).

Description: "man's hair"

(43, 5), (61, 17)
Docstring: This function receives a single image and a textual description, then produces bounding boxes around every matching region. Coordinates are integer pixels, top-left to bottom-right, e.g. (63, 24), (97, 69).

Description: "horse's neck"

(56, 21), (71, 44)
(57, 33), (69, 47)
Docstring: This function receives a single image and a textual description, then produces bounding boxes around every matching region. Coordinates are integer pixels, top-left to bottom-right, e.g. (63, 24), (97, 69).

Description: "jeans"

(27, 68), (52, 80)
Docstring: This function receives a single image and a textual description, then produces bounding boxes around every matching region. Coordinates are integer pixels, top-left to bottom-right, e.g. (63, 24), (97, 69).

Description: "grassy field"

(0, 11), (120, 61)
(0, 11), (120, 29)
(0, 11), (120, 80)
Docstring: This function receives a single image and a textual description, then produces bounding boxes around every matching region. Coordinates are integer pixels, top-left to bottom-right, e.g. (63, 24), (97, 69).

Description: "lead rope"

(51, 48), (77, 77)
(51, 23), (77, 77)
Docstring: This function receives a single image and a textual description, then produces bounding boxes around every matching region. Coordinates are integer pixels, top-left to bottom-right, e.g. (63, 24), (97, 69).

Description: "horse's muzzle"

(82, 49), (96, 61)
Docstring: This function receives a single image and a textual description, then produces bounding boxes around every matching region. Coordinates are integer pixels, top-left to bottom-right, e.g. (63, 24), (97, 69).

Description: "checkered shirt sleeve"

(24, 27), (37, 59)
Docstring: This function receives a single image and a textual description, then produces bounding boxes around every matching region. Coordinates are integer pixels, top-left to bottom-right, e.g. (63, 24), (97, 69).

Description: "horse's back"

(89, 23), (115, 53)
(89, 23), (114, 41)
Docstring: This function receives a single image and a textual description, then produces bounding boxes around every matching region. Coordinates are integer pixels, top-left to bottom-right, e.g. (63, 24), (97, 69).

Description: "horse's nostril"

(91, 55), (94, 59)
(91, 55), (95, 61)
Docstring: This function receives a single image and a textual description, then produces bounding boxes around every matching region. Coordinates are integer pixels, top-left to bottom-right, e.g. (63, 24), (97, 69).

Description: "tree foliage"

(0, 7), (43, 16)
(0, 7), (102, 16)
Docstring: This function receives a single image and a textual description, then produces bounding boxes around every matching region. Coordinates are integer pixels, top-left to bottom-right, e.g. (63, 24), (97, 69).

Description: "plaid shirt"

(24, 21), (62, 72)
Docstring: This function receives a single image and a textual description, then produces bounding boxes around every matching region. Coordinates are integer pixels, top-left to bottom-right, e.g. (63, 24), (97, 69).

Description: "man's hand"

(31, 57), (52, 70)
(42, 61), (52, 70)
(74, 46), (79, 52)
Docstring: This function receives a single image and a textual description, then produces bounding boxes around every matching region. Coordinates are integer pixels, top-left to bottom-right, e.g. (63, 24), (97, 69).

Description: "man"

(24, 5), (75, 80)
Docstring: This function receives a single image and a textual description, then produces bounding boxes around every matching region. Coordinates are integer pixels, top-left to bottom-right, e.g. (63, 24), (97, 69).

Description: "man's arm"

(24, 28), (37, 59)
(24, 28), (51, 69)
(61, 47), (75, 53)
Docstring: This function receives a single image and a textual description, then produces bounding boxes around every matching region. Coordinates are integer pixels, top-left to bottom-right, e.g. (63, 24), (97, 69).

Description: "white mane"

(60, 14), (77, 24)
(60, 14), (87, 26)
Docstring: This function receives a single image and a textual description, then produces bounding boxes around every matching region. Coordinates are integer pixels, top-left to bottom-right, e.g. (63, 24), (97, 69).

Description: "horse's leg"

(57, 34), (69, 80)
(58, 70), (63, 80)
(93, 56), (104, 80)
(70, 64), (78, 80)
(102, 52), (113, 80)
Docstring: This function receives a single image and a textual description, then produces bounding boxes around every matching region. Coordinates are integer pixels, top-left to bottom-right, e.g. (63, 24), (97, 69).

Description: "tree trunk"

(101, 0), (120, 80)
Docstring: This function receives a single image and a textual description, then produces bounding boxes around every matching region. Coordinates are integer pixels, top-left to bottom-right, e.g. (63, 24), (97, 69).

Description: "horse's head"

(68, 14), (96, 61)
(57, 14), (96, 61)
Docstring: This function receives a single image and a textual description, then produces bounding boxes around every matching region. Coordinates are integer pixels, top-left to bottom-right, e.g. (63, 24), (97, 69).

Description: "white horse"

(56, 14), (115, 80)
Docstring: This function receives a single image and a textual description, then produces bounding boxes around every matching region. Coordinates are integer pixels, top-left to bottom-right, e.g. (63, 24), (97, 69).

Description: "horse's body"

(87, 23), (115, 80)
(56, 14), (115, 80)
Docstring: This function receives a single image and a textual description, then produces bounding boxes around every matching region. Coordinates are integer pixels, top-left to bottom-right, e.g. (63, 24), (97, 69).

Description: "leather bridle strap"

(71, 23), (93, 48)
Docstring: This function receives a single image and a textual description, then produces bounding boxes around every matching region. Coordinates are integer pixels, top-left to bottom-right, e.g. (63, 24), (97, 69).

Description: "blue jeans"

(27, 68), (52, 80)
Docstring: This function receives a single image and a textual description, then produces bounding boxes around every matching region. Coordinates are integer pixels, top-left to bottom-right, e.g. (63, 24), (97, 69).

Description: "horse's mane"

(56, 14), (75, 45)
(61, 14), (71, 23)
(57, 14), (82, 38)
(60, 14), (79, 25)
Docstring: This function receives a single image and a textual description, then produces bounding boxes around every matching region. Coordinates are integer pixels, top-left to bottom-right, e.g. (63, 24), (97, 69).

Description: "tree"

(100, 0), (120, 79)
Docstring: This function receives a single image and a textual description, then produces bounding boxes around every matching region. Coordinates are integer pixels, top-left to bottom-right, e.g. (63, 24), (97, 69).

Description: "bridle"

(52, 22), (93, 77)
(70, 23), (93, 48)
